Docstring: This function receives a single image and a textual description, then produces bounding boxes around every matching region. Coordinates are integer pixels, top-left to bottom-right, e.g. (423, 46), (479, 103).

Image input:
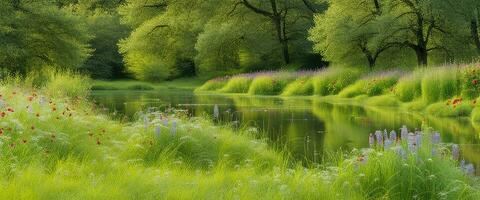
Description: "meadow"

(196, 64), (480, 120)
(0, 70), (476, 199)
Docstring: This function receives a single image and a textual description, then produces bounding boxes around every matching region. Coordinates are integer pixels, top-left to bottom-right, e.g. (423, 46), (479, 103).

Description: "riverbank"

(0, 71), (478, 199)
(91, 77), (207, 91)
(196, 64), (480, 120)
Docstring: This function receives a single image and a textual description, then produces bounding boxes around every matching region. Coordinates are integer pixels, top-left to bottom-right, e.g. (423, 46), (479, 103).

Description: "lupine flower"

(408, 133), (416, 152)
(155, 126), (161, 138)
(163, 118), (168, 126)
(452, 144), (460, 160)
(383, 129), (388, 141)
(171, 121), (177, 136)
(400, 125), (408, 141)
(368, 133), (375, 148)
(375, 131), (383, 146)
(384, 139), (392, 149)
(465, 164), (475, 176)
(395, 147), (407, 160)
(213, 104), (219, 119)
(415, 133), (422, 148)
(432, 132), (441, 144)
(0, 128), (3, 135)
(460, 160), (465, 169)
(389, 131), (397, 142)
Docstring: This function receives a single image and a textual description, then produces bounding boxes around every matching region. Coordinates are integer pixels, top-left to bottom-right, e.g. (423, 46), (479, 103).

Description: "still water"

(91, 89), (480, 169)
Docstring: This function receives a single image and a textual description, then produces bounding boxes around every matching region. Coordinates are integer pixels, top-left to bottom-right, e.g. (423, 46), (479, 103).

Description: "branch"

(241, 0), (273, 17)
(147, 24), (169, 35)
(301, 0), (317, 13)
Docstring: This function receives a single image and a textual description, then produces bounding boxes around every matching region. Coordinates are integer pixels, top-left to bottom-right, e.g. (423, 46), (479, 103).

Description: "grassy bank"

(196, 64), (480, 120)
(92, 77), (207, 91)
(0, 70), (478, 199)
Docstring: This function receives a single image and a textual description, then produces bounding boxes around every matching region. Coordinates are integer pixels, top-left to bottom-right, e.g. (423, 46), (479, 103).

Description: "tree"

(0, 0), (91, 75)
(309, 0), (398, 68)
(234, 0), (324, 64)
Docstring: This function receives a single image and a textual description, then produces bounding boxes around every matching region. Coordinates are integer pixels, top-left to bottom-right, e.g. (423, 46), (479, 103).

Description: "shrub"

(338, 71), (400, 98)
(248, 75), (292, 95)
(281, 77), (314, 96)
(461, 64), (480, 99)
(45, 70), (92, 98)
(219, 76), (252, 93)
(425, 99), (473, 117)
(421, 67), (461, 104)
(313, 68), (362, 96)
(395, 70), (424, 102)
(195, 78), (228, 92)
(365, 95), (400, 107)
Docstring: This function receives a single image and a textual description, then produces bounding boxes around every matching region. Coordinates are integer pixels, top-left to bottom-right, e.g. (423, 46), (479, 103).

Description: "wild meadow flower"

(163, 118), (168, 126)
(465, 164), (475, 176)
(213, 104), (219, 119)
(369, 133), (375, 148)
(155, 125), (161, 138)
(143, 115), (149, 131)
(408, 133), (416, 152)
(415, 133), (422, 148)
(375, 131), (383, 146)
(384, 139), (392, 149)
(432, 132), (441, 144)
(171, 121), (177, 136)
(389, 131), (397, 142)
(452, 144), (460, 160)
(400, 125), (408, 141)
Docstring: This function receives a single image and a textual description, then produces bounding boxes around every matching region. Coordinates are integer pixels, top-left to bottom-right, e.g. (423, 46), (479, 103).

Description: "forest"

(2, 0), (480, 81)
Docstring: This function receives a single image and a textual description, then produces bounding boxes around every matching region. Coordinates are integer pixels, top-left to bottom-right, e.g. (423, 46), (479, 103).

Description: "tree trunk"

(471, 19), (480, 54)
(416, 47), (428, 66)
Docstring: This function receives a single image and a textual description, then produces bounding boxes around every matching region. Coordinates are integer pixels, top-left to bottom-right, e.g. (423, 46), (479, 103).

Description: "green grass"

(281, 77), (314, 96)
(1, 71), (479, 199)
(219, 76), (252, 93)
(395, 70), (424, 102)
(312, 68), (362, 96)
(194, 78), (228, 92)
(248, 75), (293, 95)
(421, 67), (461, 104)
(92, 77), (207, 91)
(426, 101), (473, 117)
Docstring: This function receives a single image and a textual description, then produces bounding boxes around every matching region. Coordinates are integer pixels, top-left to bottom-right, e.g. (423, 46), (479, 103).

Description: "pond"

(91, 89), (480, 171)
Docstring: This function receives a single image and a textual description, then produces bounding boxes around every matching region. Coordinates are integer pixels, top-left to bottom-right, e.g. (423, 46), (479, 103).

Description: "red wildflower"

(0, 129), (3, 135)
(27, 96), (33, 101)
(7, 108), (14, 112)
(473, 79), (479, 85)
(1, 112), (6, 117)
(52, 107), (57, 112)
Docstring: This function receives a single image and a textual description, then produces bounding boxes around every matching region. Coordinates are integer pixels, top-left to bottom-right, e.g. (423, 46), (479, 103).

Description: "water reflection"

(91, 90), (480, 169)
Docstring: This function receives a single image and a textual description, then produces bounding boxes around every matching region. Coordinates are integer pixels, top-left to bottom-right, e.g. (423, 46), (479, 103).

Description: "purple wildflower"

(400, 125), (408, 142)
(369, 133), (375, 148)
(155, 126), (161, 138)
(432, 132), (441, 144)
(171, 121), (177, 136)
(375, 131), (383, 146)
(452, 144), (460, 160)
(389, 130), (397, 142)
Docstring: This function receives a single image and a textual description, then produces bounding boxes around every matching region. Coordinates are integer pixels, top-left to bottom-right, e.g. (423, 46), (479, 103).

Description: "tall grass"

(421, 67), (461, 104)
(339, 71), (401, 97)
(312, 68), (362, 96)
(195, 77), (228, 92)
(395, 70), (424, 102)
(219, 76), (252, 93)
(281, 77), (314, 96)
(248, 74), (294, 95)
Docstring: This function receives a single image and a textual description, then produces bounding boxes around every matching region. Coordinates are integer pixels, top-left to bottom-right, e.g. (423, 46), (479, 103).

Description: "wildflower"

(27, 96), (33, 101)
(400, 125), (408, 141)
(415, 133), (422, 148)
(452, 144), (460, 160)
(0, 112), (6, 117)
(213, 104), (219, 119)
(375, 131), (383, 146)
(163, 118), (168, 126)
(473, 79), (478, 85)
(390, 130), (397, 142)
(0, 128), (3, 135)
(155, 126), (161, 138)
(384, 139), (392, 149)
(7, 108), (14, 112)
(52, 107), (57, 112)
(408, 133), (416, 152)
(432, 132), (441, 144)
(143, 115), (149, 131)
(171, 121), (177, 136)
(368, 133), (375, 148)
(465, 164), (475, 176)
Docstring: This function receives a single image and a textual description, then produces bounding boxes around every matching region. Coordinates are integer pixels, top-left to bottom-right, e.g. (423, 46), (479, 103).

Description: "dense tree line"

(1, 0), (480, 81)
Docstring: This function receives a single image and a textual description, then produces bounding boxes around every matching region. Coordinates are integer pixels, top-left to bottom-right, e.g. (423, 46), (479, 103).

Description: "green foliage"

(195, 78), (228, 92)
(281, 77), (314, 96)
(338, 72), (400, 97)
(421, 68), (461, 104)
(426, 101), (473, 117)
(313, 68), (363, 96)
(338, 80), (367, 98)
(461, 65), (480, 99)
(471, 106), (480, 123)
(0, 1), (91, 74)
(364, 95), (400, 107)
(395, 71), (424, 102)
(248, 75), (292, 95)
(219, 77), (252, 93)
